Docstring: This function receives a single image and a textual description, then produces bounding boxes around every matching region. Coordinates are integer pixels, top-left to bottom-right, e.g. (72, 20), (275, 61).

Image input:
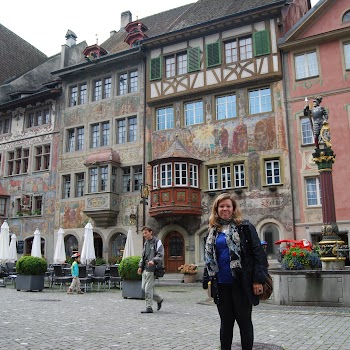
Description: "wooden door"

(164, 231), (184, 272)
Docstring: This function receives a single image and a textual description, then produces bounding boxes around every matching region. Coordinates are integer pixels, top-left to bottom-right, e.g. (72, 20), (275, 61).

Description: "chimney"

(65, 29), (77, 47)
(121, 11), (132, 30)
(110, 30), (117, 37)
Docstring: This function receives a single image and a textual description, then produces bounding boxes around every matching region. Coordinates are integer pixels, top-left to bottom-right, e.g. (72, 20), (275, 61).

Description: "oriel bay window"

(88, 165), (118, 193)
(153, 162), (199, 189)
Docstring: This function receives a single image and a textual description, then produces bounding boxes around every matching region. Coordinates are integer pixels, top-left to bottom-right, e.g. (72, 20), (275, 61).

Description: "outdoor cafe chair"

(78, 265), (92, 292)
(52, 265), (72, 290)
(4, 262), (17, 286)
(91, 265), (108, 291)
(109, 265), (122, 289)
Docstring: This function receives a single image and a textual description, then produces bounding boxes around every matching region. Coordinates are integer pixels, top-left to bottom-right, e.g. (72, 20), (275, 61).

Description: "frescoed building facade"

(279, 0), (350, 253)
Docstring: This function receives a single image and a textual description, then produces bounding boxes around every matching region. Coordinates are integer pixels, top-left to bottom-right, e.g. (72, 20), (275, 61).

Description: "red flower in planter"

(292, 251), (297, 256)
(299, 252), (304, 257)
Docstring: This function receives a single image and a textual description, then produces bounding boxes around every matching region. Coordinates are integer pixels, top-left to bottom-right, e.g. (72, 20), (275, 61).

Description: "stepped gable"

(0, 23), (47, 85)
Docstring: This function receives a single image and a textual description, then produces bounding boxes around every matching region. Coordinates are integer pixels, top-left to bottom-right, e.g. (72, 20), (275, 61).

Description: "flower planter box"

(122, 280), (145, 299)
(16, 275), (45, 292)
(183, 274), (196, 283)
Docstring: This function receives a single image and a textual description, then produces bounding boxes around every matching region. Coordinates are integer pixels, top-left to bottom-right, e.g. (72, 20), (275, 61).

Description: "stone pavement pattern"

(1, 284), (350, 350)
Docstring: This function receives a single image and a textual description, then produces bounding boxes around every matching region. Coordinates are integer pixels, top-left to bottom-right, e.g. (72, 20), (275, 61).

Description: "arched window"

(342, 10), (350, 23)
(263, 224), (280, 258)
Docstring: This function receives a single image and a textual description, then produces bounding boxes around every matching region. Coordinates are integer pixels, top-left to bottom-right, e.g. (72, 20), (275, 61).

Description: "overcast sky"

(1, 0), (319, 57)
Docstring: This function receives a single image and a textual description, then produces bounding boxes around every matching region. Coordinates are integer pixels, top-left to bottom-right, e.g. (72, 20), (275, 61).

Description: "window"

(116, 116), (137, 144)
(7, 147), (29, 176)
(265, 160), (281, 185)
(301, 118), (313, 145)
(208, 167), (218, 190)
(165, 52), (189, 77)
(225, 36), (253, 63)
(343, 43), (350, 70)
(189, 164), (198, 187)
(34, 144), (50, 171)
(16, 195), (42, 215)
(156, 107), (174, 130)
(150, 57), (162, 81)
(249, 87), (272, 114)
(306, 177), (321, 206)
(234, 164), (245, 188)
(221, 165), (231, 190)
(0, 117), (11, 135)
(62, 175), (71, 199)
(160, 163), (172, 187)
(66, 127), (84, 152)
(216, 95), (237, 120)
(91, 122), (110, 148)
(26, 108), (51, 128)
(89, 166), (108, 192)
(118, 71), (138, 95)
(153, 165), (159, 189)
(76, 173), (85, 197)
(175, 163), (188, 186)
(69, 83), (87, 106)
(93, 77), (111, 101)
(295, 51), (319, 80)
(0, 197), (6, 216)
(122, 165), (142, 192)
(342, 10), (350, 23)
(0, 198), (6, 216)
(185, 101), (203, 126)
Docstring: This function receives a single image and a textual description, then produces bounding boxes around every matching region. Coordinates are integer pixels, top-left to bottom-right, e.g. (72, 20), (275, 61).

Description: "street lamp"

(129, 183), (150, 234)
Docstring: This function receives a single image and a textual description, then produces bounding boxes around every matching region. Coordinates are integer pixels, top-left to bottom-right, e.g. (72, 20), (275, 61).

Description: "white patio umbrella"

(31, 229), (42, 258)
(0, 221), (10, 264)
(53, 228), (66, 264)
(8, 234), (17, 263)
(122, 228), (134, 260)
(81, 222), (95, 265)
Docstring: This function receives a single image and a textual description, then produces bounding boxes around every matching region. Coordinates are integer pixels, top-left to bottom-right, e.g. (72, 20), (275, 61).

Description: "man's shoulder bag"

(154, 264), (165, 278)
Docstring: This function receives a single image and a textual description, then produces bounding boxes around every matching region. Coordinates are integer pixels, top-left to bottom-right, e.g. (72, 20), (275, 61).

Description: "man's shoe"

(141, 308), (153, 314)
(77, 290), (84, 294)
(157, 299), (163, 311)
(67, 289), (73, 294)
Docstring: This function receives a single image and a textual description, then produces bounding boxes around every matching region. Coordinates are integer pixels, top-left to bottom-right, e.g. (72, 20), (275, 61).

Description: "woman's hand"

(253, 283), (263, 296)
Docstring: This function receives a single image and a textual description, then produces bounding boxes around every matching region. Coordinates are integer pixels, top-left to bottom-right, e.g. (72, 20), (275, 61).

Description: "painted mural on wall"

(60, 202), (88, 229)
(153, 116), (276, 161)
(118, 195), (143, 227)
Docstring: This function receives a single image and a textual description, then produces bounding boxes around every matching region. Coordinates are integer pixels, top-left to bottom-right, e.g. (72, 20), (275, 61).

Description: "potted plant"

(119, 256), (144, 299)
(281, 247), (321, 270)
(178, 263), (198, 283)
(16, 255), (47, 291)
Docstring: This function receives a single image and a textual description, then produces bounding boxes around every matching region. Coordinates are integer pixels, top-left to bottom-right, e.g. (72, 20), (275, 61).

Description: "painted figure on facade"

(304, 96), (328, 148)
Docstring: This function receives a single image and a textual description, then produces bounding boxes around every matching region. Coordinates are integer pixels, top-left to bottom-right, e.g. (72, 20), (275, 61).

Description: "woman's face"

(217, 198), (234, 220)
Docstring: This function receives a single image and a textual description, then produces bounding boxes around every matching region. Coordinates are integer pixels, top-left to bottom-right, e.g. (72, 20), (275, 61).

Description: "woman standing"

(205, 193), (268, 350)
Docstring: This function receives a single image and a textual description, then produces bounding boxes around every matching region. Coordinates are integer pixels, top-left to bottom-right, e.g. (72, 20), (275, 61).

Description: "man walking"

(138, 225), (164, 313)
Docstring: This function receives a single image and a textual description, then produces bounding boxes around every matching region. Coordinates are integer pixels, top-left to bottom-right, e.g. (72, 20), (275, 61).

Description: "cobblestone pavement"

(1, 283), (350, 350)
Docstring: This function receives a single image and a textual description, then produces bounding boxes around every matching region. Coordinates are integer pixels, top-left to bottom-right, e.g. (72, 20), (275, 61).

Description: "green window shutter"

(150, 57), (162, 81)
(187, 47), (201, 72)
(206, 42), (221, 68)
(253, 30), (270, 57)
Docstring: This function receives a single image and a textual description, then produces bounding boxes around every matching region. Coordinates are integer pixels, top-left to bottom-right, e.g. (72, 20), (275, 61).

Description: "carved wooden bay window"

(149, 137), (202, 218)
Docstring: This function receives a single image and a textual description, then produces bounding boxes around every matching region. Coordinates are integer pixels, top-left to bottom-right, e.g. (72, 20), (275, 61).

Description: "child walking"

(67, 253), (84, 294)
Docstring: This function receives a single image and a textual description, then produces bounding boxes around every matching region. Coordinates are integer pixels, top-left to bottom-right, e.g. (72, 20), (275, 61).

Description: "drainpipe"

(281, 51), (297, 240)
(141, 46), (147, 228)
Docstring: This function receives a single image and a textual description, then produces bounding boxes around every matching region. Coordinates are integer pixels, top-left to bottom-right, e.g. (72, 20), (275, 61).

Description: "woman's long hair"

(209, 193), (242, 229)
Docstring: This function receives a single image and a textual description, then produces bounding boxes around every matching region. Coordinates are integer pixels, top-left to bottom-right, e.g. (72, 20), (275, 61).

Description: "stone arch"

(256, 219), (285, 259)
